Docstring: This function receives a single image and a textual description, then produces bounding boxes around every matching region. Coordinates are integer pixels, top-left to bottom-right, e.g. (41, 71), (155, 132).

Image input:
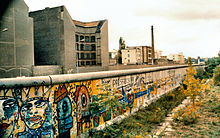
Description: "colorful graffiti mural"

(0, 67), (188, 137)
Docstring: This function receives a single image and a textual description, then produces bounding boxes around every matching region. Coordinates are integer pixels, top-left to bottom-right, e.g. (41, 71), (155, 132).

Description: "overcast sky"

(24, 0), (220, 58)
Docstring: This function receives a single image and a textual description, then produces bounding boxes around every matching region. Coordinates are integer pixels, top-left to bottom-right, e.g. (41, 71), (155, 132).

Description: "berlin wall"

(0, 65), (202, 137)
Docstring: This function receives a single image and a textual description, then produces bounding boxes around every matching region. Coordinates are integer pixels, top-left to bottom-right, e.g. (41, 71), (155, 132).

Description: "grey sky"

(25, 0), (220, 58)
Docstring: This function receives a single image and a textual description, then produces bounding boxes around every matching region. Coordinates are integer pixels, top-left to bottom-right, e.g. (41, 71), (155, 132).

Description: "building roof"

(73, 20), (100, 27)
(126, 46), (152, 49)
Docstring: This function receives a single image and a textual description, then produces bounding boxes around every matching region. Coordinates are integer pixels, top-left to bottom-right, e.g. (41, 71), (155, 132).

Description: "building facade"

(0, 0), (34, 78)
(30, 6), (109, 74)
(167, 52), (185, 64)
(122, 46), (153, 65)
(73, 19), (109, 68)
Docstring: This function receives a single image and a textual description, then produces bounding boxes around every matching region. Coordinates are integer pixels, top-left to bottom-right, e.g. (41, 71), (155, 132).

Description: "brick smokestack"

(151, 25), (155, 63)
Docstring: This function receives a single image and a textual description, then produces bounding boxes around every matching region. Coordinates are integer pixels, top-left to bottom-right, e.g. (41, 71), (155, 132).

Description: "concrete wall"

(0, 0), (34, 78)
(100, 20), (109, 68)
(29, 6), (76, 74)
(33, 65), (62, 76)
(0, 65), (202, 137)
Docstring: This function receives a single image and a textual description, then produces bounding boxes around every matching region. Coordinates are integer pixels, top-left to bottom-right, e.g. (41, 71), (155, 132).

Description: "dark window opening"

(76, 43), (79, 50)
(91, 53), (96, 59)
(91, 44), (96, 51)
(86, 61), (90, 65)
(85, 45), (90, 51)
(85, 36), (89, 42)
(80, 36), (84, 42)
(92, 61), (96, 65)
(80, 53), (84, 59)
(80, 44), (84, 51)
(86, 53), (90, 59)
(81, 61), (85, 66)
(91, 36), (96, 42)
(76, 35), (79, 42)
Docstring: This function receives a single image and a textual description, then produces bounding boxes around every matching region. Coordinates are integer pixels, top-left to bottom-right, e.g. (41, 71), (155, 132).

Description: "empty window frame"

(84, 45), (90, 51)
(86, 61), (90, 65)
(80, 35), (84, 42)
(91, 44), (96, 51)
(91, 53), (96, 59)
(92, 61), (96, 65)
(76, 35), (79, 42)
(85, 36), (90, 42)
(91, 36), (96, 42)
(80, 44), (84, 51)
(80, 53), (84, 59)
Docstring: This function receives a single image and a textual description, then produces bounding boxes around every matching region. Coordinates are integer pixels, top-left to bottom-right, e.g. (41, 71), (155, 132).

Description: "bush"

(195, 67), (209, 80)
(213, 64), (220, 86)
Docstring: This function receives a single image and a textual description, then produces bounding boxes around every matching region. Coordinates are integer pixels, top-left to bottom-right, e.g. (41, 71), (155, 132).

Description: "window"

(86, 61), (90, 65)
(85, 36), (89, 42)
(81, 61), (85, 66)
(80, 53), (84, 59)
(91, 53), (96, 59)
(77, 53), (79, 59)
(86, 53), (90, 59)
(80, 44), (84, 51)
(91, 36), (96, 42)
(91, 44), (96, 51)
(80, 36), (84, 42)
(76, 43), (79, 50)
(92, 61), (96, 65)
(76, 35), (79, 42)
(128, 54), (130, 57)
(84, 45), (90, 51)
(128, 59), (130, 63)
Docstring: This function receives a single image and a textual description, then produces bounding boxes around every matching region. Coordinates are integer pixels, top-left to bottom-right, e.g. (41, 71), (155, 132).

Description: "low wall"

(0, 65), (202, 137)
(33, 65), (62, 76)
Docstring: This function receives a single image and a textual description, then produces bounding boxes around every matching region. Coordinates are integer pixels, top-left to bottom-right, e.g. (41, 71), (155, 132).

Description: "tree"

(180, 57), (210, 107)
(213, 64), (220, 86)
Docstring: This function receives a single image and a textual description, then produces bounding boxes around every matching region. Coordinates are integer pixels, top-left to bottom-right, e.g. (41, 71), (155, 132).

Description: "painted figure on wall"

(16, 86), (53, 137)
(0, 89), (19, 138)
(75, 85), (91, 135)
(54, 84), (73, 137)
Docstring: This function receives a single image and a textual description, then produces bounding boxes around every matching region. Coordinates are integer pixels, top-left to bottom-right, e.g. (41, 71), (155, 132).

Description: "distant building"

(0, 0), (34, 78)
(109, 49), (118, 65)
(167, 52), (185, 64)
(155, 50), (163, 59)
(122, 46), (153, 65)
(29, 6), (109, 74)
(73, 19), (109, 68)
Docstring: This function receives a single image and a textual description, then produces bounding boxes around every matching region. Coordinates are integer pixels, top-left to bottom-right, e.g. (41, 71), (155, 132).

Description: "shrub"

(213, 64), (220, 86)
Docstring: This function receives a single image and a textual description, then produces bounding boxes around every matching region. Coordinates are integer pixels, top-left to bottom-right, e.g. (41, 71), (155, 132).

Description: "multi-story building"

(0, 0), (34, 78)
(122, 46), (153, 65)
(167, 52), (185, 64)
(73, 19), (108, 68)
(155, 50), (163, 59)
(29, 6), (109, 74)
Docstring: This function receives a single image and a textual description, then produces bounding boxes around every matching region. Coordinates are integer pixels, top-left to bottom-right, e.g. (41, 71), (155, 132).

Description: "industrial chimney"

(151, 26), (155, 64)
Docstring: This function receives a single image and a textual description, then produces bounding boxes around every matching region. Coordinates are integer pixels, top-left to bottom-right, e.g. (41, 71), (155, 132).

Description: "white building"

(155, 50), (163, 59)
(122, 46), (153, 65)
(167, 52), (185, 64)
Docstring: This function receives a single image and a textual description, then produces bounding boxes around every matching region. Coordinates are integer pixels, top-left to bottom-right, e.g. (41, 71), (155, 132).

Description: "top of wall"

(0, 65), (203, 89)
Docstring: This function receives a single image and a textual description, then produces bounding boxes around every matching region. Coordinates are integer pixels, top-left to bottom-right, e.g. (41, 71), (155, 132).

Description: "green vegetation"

(205, 54), (220, 77)
(90, 89), (186, 137)
(213, 64), (220, 86)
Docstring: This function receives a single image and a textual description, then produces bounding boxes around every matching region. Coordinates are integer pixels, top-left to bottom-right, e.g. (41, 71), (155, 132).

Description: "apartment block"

(122, 46), (153, 65)
(29, 6), (109, 74)
(0, 0), (34, 78)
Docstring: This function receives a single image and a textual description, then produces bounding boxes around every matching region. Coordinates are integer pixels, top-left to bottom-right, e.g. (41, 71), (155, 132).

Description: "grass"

(170, 85), (220, 137)
(89, 88), (186, 137)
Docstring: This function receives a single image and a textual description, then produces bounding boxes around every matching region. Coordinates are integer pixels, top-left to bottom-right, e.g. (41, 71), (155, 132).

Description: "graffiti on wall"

(0, 68), (187, 137)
